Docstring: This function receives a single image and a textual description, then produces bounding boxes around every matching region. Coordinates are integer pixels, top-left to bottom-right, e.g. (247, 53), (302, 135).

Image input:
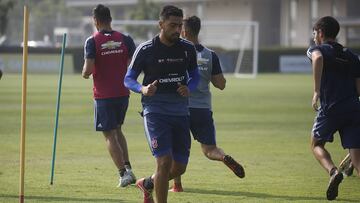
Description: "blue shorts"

(143, 113), (191, 164)
(94, 97), (129, 131)
(189, 108), (216, 145)
(312, 110), (360, 148)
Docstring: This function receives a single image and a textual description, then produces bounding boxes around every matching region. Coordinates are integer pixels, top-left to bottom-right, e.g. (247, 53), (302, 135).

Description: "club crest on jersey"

(101, 41), (122, 50)
(151, 138), (158, 149)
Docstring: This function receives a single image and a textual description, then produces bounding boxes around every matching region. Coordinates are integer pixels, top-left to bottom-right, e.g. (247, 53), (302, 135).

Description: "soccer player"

(307, 16), (360, 201)
(124, 5), (199, 203)
(82, 4), (136, 188)
(169, 15), (245, 192)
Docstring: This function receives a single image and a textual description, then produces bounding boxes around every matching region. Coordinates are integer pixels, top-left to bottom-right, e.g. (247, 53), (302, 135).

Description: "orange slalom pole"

(19, 5), (29, 203)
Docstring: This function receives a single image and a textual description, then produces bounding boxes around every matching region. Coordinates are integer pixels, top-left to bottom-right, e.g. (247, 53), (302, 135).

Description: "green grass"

(0, 73), (358, 203)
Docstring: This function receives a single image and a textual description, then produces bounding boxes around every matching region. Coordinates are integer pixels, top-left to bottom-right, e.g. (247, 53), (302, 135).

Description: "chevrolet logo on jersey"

(101, 41), (122, 50)
(159, 76), (185, 83)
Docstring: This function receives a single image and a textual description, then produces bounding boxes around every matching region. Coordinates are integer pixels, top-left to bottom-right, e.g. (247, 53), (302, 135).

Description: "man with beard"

(124, 5), (199, 203)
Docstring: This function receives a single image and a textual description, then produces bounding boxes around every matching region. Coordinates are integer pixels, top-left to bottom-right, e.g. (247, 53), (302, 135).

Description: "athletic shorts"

(94, 96), (129, 131)
(189, 108), (216, 145)
(312, 110), (360, 148)
(143, 113), (191, 164)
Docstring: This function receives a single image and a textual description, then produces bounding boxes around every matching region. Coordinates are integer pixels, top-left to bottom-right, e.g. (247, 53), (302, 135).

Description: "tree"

(126, 0), (160, 40)
(0, 0), (15, 36)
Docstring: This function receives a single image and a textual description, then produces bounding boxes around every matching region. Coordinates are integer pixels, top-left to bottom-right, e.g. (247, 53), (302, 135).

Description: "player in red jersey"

(82, 4), (136, 188)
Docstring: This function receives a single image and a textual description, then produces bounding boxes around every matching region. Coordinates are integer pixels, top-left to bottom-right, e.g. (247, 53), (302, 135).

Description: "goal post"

(200, 21), (259, 78)
(112, 20), (259, 78)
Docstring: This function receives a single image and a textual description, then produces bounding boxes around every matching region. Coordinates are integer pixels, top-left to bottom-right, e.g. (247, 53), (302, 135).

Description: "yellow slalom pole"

(19, 5), (29, 203)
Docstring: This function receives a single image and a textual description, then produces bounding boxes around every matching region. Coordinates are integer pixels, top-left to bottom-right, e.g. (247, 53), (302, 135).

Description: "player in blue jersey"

(124, 5), (199, 203)
(82, 4), (136, 188)
(307, 16), (360, 201)
(169, 15), (245, 193)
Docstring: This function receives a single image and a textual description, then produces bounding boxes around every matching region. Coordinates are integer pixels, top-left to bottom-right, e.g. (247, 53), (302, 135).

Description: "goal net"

(113, 20), (259, 78)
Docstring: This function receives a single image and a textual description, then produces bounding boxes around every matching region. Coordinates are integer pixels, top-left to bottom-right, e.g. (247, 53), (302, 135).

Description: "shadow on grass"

(0, 194), (133, 202)
(184, 188), (358, 202)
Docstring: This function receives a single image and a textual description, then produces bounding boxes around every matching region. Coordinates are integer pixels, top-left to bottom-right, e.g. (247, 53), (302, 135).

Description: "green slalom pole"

(50, 33), (67, 185)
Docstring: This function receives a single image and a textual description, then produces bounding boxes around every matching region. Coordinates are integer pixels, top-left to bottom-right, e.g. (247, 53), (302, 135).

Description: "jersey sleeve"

(84, 36), (95, 59)
(187, 44), (198, 72)
(128, 43), (148, 73)
(186, 44), (200, 91)
(123, 34), (136, 57)
(211, 51), (223, 75)
(306, 45), (320, 62)
(124, 69), (142, 93)
(124, 43), (149, 93)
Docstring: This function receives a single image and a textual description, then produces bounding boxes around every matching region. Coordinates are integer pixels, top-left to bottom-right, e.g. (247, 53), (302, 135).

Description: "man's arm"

(211, 74), (226, 90)
(124, 69), (158, 96)
(187, 68), (200, 91)
(124, 34), (136, 66)
(210, 51), (225, 90)
(82, 36), (95, 79)
(311, 50), (323, 111)
(82, 59), (94, 79)
(124, 44), (158, 96)
(186, 45), (200, 92)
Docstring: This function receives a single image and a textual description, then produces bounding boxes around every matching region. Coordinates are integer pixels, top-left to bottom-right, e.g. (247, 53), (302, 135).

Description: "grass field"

(0, 73), (359, 203)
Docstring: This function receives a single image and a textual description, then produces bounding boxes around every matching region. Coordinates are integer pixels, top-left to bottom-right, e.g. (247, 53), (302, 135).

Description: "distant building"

(65, 0), (360, 48)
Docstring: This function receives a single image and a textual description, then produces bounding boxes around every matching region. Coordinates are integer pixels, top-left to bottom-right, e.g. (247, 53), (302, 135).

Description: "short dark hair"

(183, 16), (201, 36)
(160, 5), (183, 21)
(313, 16), (340, 39)
(93, 4), (112, 24)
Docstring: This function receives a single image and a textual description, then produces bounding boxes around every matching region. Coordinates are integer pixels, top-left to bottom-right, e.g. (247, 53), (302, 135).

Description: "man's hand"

(312, 92), (320, 111)
(141, 80), (158, 96)
(177, 82), (189, 97)
(82, 73), (90, 79)
(82, 59), (94, 79)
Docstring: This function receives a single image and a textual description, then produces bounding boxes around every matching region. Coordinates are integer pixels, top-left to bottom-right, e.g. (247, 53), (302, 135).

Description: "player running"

(124, 5), (199, 203)
(307, 16), (360, 201)
(82, 4), (136, 188)
(169, 15), (245, 193)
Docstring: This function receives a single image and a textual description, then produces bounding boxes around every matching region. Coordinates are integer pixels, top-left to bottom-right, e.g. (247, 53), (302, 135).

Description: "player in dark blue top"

(307, 16), (360, 201)
(124, 5), (199, 203)
(169, 15), (245, 193)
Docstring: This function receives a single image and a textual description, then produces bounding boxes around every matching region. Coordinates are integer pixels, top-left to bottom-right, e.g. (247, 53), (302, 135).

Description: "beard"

(168, 32), (180, 43)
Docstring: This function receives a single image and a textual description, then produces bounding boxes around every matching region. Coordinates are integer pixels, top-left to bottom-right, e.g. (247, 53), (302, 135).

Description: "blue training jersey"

(125, 35), (198, 116)
(307, 41), (360, 115)
(189, 44), (222, 109)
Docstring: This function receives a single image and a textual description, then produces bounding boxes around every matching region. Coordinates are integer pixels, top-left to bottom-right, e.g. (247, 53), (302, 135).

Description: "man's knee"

(310, 135), (325, 149)
(156, 155), (172, 172)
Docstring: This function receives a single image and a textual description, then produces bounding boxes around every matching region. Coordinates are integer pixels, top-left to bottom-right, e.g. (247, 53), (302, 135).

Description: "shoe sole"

(326, 173), (343, 201)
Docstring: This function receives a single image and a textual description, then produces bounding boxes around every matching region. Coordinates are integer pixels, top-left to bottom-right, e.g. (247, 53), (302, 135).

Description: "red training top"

(93, 31), (130, 98)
